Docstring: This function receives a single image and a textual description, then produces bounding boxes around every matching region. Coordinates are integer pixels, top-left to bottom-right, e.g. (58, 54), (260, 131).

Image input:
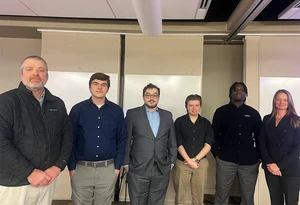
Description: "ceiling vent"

(279, 0), (300, 19)
(195, 0), (212, 19)
(199, 0), (211, 9)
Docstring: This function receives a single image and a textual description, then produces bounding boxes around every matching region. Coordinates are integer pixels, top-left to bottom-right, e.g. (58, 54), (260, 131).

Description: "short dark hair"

(21, 55), (48, 72)
(143, 83), (160, 96)
(229, 82), (248, 99)
(89, 73), (110, 87)
(185, 94), (202, 108)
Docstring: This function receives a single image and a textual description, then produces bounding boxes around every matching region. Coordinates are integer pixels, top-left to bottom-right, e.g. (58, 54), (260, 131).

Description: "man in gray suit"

(123, 83), (177, 205)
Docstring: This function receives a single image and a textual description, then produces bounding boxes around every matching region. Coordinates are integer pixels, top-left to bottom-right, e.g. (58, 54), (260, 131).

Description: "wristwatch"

(194, 158), (201, 164)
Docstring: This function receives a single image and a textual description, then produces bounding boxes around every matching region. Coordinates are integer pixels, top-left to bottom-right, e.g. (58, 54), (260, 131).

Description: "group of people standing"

(0, 55), (299, 205)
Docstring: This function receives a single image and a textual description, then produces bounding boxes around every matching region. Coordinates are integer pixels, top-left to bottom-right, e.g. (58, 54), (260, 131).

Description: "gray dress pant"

(214, 158), (259, 205)
(127, 162), (170, 205)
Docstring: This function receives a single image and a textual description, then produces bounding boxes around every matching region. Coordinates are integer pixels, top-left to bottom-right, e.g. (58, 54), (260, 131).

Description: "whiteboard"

(260, 77), (300, 117)
(123, 74), (202, 121)
(46, 71), (118, 113)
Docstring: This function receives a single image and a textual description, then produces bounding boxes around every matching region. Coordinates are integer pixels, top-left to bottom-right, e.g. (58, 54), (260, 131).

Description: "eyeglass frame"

(143, 94), (160, 99)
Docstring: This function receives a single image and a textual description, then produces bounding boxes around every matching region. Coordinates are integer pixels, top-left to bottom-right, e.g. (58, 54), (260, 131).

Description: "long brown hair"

(271, 89), (300, 128)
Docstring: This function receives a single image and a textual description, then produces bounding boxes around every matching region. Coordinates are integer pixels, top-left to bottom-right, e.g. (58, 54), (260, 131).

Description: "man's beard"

(145, 102), (157, 109)
(25, 82), (44, 91)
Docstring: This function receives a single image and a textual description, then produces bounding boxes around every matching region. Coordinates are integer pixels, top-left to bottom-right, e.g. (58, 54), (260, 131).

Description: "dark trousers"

(127, 163), (170, 205)
(265, 170), (299, 205)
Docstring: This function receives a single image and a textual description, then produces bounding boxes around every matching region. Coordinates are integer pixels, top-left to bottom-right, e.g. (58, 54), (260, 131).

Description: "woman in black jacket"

(259, 89), (300, 205)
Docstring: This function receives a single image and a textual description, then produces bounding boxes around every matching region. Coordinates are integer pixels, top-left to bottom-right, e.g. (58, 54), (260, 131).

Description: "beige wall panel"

(0, 37), (41, 93)
(202, 44), (243, 122)
(244, 36), (260, 109)
(125, 36), (203, 75)
(259, 36), (300, 77)
(202, 45), (243, 198)
(41, 32), (120, 73)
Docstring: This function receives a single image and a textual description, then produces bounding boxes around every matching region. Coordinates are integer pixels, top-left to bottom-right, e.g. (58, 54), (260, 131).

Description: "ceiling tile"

(108, 0), (136, 18)
(162, 0), (199, 19)
(0, 0), (36, 15)
(20, 0), (115, 18)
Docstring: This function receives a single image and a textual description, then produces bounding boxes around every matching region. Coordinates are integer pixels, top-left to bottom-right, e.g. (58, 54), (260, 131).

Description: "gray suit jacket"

(123, 105), (177, 176)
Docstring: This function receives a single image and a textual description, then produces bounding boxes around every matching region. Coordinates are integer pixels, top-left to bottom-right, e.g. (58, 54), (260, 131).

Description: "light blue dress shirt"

(38, 90), (45, 107)
(145, 106), (160, 137)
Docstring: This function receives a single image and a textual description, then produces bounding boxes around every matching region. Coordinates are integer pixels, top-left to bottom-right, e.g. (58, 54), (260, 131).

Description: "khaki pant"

(71, 163), (117, 205)
(0, 180), (57, 205)
(173, 158), (209, 205)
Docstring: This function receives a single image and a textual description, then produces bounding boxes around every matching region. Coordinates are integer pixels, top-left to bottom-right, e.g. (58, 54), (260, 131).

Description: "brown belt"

(77, 159), (114, 168)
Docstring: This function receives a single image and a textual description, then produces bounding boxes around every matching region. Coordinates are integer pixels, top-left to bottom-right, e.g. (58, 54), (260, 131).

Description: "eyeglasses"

(144, 94), (159, 99)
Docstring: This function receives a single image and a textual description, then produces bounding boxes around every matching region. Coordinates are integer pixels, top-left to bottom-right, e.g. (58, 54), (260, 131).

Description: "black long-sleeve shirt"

(259, 114), (300, 177)
(211, 103), (262, 165)
(175, 114), (214, 161)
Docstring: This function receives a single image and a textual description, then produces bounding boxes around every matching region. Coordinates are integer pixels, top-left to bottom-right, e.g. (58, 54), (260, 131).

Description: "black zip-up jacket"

(0, 82), (73, 186)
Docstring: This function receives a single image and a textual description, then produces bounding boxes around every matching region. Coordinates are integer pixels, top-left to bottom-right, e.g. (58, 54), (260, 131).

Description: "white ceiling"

(0, 0), (204, 19)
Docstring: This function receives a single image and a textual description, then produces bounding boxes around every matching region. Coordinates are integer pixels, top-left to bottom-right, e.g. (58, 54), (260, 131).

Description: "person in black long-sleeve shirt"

(173, 94), (214, 205)
(211, 82), (262, 205)
(259, 89), (300, 205)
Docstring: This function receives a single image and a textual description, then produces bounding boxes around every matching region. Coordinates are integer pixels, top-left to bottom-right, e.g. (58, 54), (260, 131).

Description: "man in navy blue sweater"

(67, 73), (127, 205)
